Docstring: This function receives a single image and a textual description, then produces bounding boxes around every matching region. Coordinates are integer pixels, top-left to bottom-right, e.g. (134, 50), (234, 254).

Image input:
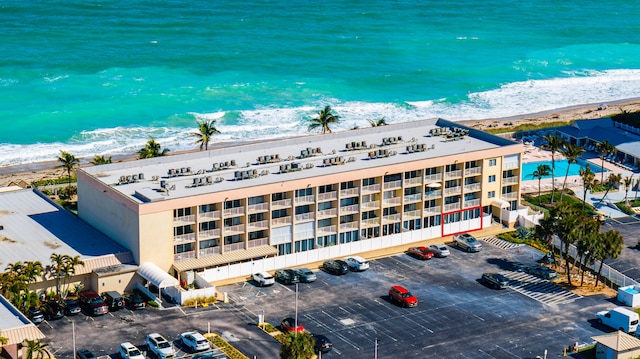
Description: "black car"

(323, 260), (349, 275)
(294, 268), (317, 283)
(41, 301), (65, 320)
(126, 290), (147, 310)
(313, 334), (333, 353)
(76, 349), (96, 359)
(274, 269), (300, 285)
(481, 273), (510, 289)
(101, 291), (126, 311)
(27, 306), (45, 324)
(62, 299), (82, 315)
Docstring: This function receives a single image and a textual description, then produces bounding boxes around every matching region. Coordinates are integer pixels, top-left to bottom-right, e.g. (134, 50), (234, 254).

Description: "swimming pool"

(521, 159), (607, 180)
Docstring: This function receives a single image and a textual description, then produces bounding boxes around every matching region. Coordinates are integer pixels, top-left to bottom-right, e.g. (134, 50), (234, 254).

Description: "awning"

(172, 245), (278, 273)
(426, 183), (442, 188)
(138, 262), (179, 289)
(492, 198), (510, 208)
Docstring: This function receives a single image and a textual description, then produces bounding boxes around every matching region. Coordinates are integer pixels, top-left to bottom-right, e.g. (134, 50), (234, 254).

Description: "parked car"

(126, 290), (147, 310)
(281, 317), (305, 333)
(118, 342), (145, 359)
(294, 268), (317, 283)
(481, 273), (510, 289)
(313, 334), (333, 353)
(27, 306), (45, 324)
(428, 243), (451, 257)
(345, 256), (370, 271)
(41, 301), (65, 320)
(596, 307), (639, 333)
(180, 331), (211, 352)
(388, 285), (418, 308)
(322, 260), (349, 275)
(75, 349), (96, 359)
(146, 333), (176, 359)
(252, 271), (275, 286)
(526, 265), (558, 280)
(101, 291), (126, 311)
(453, 233), (483, 252)
(62, 298), (82, 315)
(407, 246), (435, 260)
(78, 290), (108, 316)
(274, 269), (300, 285)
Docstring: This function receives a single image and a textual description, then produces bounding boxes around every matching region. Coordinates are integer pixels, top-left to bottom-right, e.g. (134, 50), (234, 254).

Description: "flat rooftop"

(0, 188), (132, 270)
(81, 118), (518, 203)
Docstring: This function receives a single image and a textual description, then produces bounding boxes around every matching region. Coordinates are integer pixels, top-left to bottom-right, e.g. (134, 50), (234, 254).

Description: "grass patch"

(484, 120), (573, 134)
(497, 230), (551, 252)
(208, 333), (250, 359)
(524, 192), (596, 215)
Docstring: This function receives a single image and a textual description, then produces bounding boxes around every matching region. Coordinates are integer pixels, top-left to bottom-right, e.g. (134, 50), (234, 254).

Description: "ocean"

(2, 0), (640, 166)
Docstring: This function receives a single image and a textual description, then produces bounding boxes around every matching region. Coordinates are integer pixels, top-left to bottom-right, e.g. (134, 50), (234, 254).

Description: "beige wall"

(139, 211), (174, 271)
(91, 271), (141, 294)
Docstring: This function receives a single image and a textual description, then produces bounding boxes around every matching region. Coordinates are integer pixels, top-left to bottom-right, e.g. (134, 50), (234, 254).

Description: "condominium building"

(77, 118), (523, 283)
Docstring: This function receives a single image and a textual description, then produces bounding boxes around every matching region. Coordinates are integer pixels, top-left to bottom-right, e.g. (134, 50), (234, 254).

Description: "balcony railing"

(464, 183), (481, 192)
(361, 184), (381, 194)
(424, 207), (441, 215)
(444, 186), (462, 195)
(224, 242), (245, 252)
(404, 210), (422, 219)
(403, 177), (422, 187)
(224, 224), (245, 233)
(248, 237), (269, 248)
(294, 195), (315, 204)
(503, 176), (519, 185)
(199, 247), (221, 257)
(404, 193), (422, 203)
(339, 222), (359, 231)
(295, 212), (315, 222)
(317, 191), (338, 201)
(317, 208), (337, 218)
(174, 233), (195, 244)
(424, 173), (442, 182)
(271, 198), (292, 208)
(248, 203), (269, 212)
(174, 251), (196, 262)
(173, 214), (195, 224)
(317, 225), (337, 234)
(223, 207), (245, 216)
(382, 213), (402, 223)
(444, 170), (462, 179)
(424, 190), (442, 199)
(502, 192), (518, 200)
(361, 200), (380, 209)
(198, 228), (221, 239)
(361, 218), (379, 227)
(199, 210), (221, 220)
(382, 197), (402, 205)
(503, 161), (519, 170)
(340, 188), (360, 197)
(247, 220), (269, 230)
(271, 216), (293, 226)
(339, 204), (360, 214)
(383, 180), (402, 190)
(444, 202), (461, 212)
(465, 167), (482, 176)
(463, 199), (481, 208)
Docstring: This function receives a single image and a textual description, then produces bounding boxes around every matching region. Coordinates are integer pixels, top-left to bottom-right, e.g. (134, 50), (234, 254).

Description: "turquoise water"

(521, 159), (608, 180)
(2, 0), (640, 166)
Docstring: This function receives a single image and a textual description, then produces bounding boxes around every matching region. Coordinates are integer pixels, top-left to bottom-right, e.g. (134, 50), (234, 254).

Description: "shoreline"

(3, 98), (640, 187)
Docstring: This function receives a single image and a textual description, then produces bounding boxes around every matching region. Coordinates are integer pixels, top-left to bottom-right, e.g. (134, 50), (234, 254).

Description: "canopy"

(172, 245), (278, 273)
(426, 183), (442, 188)
(138, 262), (179, 289)
(491, 198), (510, 209)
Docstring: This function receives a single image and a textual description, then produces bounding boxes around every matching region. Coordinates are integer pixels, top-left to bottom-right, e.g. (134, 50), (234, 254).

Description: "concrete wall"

(91, 270), (141, 294)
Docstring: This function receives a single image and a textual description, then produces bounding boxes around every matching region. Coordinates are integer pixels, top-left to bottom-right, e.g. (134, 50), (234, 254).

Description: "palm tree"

(91, 155), (112, 165)
(56, 150), (79, 188)
(594, 230), (624, 287)
(575, 222), (600, 286)
(596, 172), (622, 207)
(190, 119), (221, 151)
(579, 164), (597, 210)
(596, 140), (616, 183)
(24, 338), (49, 359)
(61, 255), (84, 297)
(307, 106), (340, 134)
(529, 164), (551, 204)
(624, 176), (633, 205)
(280, 331), (315, 359)
(49, 253), (70, 297)
(367, 117), (387, 127)
(138, 136), (170, 159)
(558, 143), (585, 201)
(541, 135), (567, 203)
(22, 261), (43, 286)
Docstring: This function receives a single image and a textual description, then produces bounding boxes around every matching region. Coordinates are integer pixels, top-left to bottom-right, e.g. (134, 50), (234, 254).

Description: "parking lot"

(602, 218), (640, 283)
(42, 234), (627, 359)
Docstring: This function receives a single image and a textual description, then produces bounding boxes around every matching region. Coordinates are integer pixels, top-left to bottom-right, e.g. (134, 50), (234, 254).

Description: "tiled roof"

(592, 331), (640, 351)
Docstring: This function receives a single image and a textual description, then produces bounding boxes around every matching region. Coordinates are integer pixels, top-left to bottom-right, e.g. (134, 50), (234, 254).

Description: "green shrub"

(615, 202), (635, 215)
(147, 300), (159, 308)
(210, 334), (249, 359)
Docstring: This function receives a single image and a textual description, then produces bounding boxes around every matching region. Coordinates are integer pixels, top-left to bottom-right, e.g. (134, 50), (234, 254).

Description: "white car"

(345, 256), (370, 271)
(145, 333), (175, 359)
(179, 331), (211, 352)
(428, 244), (450, 257)
(252, 271), (275, 286)
(118, 342), (145, 359)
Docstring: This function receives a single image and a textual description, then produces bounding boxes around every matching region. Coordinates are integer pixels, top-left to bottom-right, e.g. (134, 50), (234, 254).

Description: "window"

(224, 199), (241, 209)
(272, 209), (288, 219)
(248, 196), (265, 205)
(295, 238), (314, 252)
(384, 173), (402, 182)
(272, 192), (287, 201)
(200, 204), (216, 213)
(295, 205), (311, 215)
(199, 239), (218, 249)
(318, 218), (332, 228)
(249, 213), (265, 222)
(340, 181), (356, 190)
(318, 201), (333, 210)
(488, 175), (496, 183)
(340, 214), (355, 224)
(173, 207), (192, 217)
(425, 167), (438, 175)
(340, 197), (359, 206)
(362, 211), (376, 220)
(174, 225), (193, 236)
(362, 177), (377, 186)
(224, 235), (242, 245)
(489, 159), (497, 167)
(404, 170), (421, 179)
(199, 221), (217, 231)
(295, 188), (313, 197)
(249, 231), (266, 240)
(174, 243), (194, 254)
(318, 185), (335, 193)
(224, 217), (241, 226)
(488, 191), (495, 198)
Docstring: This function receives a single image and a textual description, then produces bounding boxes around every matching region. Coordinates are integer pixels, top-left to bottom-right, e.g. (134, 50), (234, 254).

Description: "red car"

(281, 317), (305, 333)
(407, 246), (435, 260)
(78, 290), (108, 316)
(389, 285), (418, 308)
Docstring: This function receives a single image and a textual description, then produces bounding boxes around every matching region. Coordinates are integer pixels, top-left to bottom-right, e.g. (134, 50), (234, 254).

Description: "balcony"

(339, 222), (359, 231)
(340, 188), (360, 197)
(174, 233), (195, 244)
(223, 207), (245, 216)
(247, 220), (269, 230)
(199, 228), (221, 239)
(361, 218), (379, 228)
(464, 183), (481, 192)
(224, 224), (245, 234)
(404, 193), (422, 203)
(403, 177), (422, 187)
(317, 208), (337, 218)
(317, 191), (338, 201)
(248, 203), (269, 213)
(404, 210), (422, 219)
(271, 198), (292, 208)
(248, 237), (269, 248)
(174, 251), (196, 262)
(339, 204), (360, 214)
(465, 167), (482, 176)
(424, 207), (441, 215)
(173, 214), (195, 225)
(503, 161), (519, 170)
(503, 176), (519, 185)
(271, 216), (293, 226)
(295, 212), (315, 222)
(444, 202), (461, 212)
(444, 170), (462, 179)
(383, 180), (402, 190)
(424, 190), (442, 199)
(382, 213), (402, 224)
(463, 199), (481, 208)
(199, 210), (221, 220)
(361, 184), (381, 194)
(382, 197), (402, 206)
(424, 173), (442, 182)
(317, 225), (337, 234)
(361, 200), (380, 209)
(502, 192), (518, 200)
(444, 186), (462, 195)
(199, 247), (221, 257)
(224, 242), (245, 252)
(294, 195), (315, 205)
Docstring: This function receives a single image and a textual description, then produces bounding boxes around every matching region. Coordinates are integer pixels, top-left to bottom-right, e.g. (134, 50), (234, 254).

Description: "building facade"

(77, 118), (523, 283)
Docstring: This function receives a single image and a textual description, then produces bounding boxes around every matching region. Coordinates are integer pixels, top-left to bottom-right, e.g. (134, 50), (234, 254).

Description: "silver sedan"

(428, 244), (450, 257)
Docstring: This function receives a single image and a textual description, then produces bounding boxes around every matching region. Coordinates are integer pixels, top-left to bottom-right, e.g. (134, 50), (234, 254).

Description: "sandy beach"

(2, 98), (640, 188)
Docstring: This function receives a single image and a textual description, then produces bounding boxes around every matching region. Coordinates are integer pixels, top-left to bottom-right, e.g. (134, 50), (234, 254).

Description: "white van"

(596, 307), (639, 333)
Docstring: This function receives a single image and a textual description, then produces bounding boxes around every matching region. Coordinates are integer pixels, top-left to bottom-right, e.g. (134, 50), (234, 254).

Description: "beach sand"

(2, 98), (640, 188)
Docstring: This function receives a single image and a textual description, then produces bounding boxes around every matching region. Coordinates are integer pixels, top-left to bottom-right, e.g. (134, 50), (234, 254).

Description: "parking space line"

(501, 271), (582, 305)
(306, 313), (362, 350)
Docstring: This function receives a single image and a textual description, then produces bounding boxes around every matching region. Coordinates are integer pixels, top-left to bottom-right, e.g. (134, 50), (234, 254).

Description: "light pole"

(294, 283), (299, 337)
(374, 337), (378, 359)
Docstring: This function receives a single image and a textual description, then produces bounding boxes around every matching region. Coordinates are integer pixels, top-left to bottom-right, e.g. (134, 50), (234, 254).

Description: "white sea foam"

(3, 69), (640, 166)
